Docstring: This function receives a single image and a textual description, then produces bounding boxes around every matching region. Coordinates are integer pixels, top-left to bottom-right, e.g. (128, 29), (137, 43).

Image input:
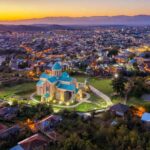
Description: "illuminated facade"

(36, 62), (79, 102)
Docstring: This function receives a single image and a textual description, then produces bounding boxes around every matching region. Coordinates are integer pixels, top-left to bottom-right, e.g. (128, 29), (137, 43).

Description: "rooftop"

(57, 83), (76, 91)
(18, 134), (48, 150)
(52, 62), (62, 71)
(59, 72), (73, 82)
(10, 145), (23, 150)
(110, 103), (129, 113)
(48, 76), (57, 83)
(141, 112), (150, 122)
(40, 73), (51, 79)
(36, 80), (44, 86)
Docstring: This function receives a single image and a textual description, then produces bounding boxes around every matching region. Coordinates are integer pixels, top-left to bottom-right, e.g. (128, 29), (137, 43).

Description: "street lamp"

(114, 73), (119, 78)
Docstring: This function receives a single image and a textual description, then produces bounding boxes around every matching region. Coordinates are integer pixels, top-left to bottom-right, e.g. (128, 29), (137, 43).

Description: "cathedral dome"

(52, 62), (62, 71)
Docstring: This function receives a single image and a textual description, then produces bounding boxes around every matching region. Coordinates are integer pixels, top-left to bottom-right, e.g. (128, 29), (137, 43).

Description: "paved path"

(30, 92), (92, 109)
(30, 92), (39, 103)
(52, 100), (93, 108)
(89, 85), (112, 105)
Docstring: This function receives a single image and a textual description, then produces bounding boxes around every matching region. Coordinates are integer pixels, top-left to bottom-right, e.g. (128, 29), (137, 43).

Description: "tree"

(58, 133), (98, 150)
(127, 77), (148, 98)
(124, 79), (134, 102)
(107, 49), (118, 58)
(112, 74), (127, 97)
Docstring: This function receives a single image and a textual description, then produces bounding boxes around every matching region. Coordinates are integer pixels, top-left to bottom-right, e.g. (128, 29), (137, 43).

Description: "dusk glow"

(0, 0), (150, 20)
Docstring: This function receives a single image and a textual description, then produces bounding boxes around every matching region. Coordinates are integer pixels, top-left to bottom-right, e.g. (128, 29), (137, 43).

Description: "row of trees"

(12, 101), (53, 120)
(50, 110), (150, 150)
(112, 75), (150, 102)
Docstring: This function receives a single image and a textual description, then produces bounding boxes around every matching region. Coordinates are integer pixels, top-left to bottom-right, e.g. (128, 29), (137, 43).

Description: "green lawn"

(90, 79), (113, 97)
(74, 75), (113, 96)
(34, 95), (41, 101)
(111, 96), (150, 108)
(73, 75), (88, 83)
(0, 82), (36, 100)
(53, 102), (105, 112)
(127, 97), (150, 106)
(75, 102), (99, 112)
(74, 75), (149, 107)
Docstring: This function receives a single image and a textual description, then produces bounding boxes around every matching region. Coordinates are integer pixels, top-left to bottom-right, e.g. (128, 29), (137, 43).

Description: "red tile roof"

(0, 124), (7, 133)
(19, 134), (48, 150)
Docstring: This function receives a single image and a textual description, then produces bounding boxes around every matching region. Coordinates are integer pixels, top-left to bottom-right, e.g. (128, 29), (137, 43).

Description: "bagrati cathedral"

(36, 62), (82, 102)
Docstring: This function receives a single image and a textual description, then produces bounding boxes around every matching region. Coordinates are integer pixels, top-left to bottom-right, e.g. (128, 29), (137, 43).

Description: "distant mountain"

(0, 15), (150, 25)
(0, 24), (72, 32)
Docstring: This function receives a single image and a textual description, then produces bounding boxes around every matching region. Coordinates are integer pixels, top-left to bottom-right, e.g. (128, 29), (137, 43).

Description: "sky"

(0, 0), (150, 20)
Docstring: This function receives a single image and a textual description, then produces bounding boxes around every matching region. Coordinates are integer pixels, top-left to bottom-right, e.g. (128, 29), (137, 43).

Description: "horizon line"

(0, 14), (150, 22)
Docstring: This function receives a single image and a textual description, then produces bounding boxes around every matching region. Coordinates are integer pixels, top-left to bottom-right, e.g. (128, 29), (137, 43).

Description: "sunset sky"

(0, 0), (150, 20)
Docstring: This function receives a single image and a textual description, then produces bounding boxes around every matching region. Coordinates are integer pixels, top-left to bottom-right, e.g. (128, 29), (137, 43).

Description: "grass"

(74, 75), (113, 96)
(74, 75), (149, 107)
(75, 102), (99, 112)
(89, 92), (107, 106)
(111, 96), (150, 108)
(127, 97), (150, 106)
(53, 102), (102, 112)
(90, 79), (113, 97)
(34, 95), (41, 101)
(0, 82), (35, 100)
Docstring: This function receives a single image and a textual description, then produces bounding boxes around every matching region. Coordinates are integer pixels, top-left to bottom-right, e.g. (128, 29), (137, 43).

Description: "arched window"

(46, 86), (49, 92)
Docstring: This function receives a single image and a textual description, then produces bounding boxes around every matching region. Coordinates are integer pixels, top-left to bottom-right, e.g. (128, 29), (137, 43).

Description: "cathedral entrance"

(64, 91), (72, 101)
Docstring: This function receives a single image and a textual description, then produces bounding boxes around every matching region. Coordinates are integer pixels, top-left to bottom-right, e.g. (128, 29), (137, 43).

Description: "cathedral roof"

(47, 76), (57, 83)
(57, 83), (76, 91)
(52, 62), (62, 71)
(40, 73), (51, 79)
(37, 80), (45, 86)
(59, 72), (73, 82)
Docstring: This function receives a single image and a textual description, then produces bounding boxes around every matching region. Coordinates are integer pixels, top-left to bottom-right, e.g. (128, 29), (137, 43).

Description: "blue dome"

(61, 72), (69, 78)
(52, 62), (62, 71)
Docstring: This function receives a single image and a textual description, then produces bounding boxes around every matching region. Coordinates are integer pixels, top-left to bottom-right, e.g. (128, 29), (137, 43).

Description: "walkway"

(52, 100), (93, 108)
(30, 92), (92, 109)
(30, 92), (39, 103)
(89, 85), (112, 105)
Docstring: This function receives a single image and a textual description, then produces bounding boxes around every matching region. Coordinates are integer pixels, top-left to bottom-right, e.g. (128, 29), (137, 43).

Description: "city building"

(10, 134), (49, 150)
(109, 103), (129, 117)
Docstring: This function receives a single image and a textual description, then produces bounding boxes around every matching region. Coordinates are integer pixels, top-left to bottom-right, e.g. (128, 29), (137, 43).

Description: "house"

(10, 145), (24, 150)
(0, 123), (7, 134)
(10, 134), (49, 150)
(36, 115), (62, 132)
(109, 103), (129, 117)
(44, 130), (62, 142)
(141, 112), (150, 124)
(0, 106), (18, 120)
(0, 107), (10, 116)
(36, 62), (79, 102)
(0, 125), (20, 140)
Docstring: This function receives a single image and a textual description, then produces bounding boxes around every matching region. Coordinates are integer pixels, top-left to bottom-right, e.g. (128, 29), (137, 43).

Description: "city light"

(114, 73), (119, 78)
(65, 102), (70, 106)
